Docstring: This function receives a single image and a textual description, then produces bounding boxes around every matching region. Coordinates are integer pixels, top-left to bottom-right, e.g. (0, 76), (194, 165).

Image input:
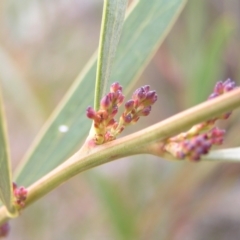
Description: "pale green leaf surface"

(0, 46), (45, 129)
(0, 92), (14, 213)
(95, 0), (128, 110)
(203, 148), (240, 162)
(14, 0), (186, 187)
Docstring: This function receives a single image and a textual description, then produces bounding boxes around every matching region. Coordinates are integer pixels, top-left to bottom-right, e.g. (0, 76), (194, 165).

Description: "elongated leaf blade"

(0, 92), (14, 213)
(95, 0), (128, 110)
(203, 148), (240, 162)
(0, 46), (45, 128)
(14, 0), (187, 187)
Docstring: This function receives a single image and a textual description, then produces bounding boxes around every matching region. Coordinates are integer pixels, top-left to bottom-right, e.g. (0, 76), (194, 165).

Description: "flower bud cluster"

(208, 78), (236, 120)
(86, 83), (157, 144)
(0, 222), (10, 238)
(165, 127), (225, 161)
(208, 78), (236, 99)
(13, 182), (28, 208)
(164, 79), (236, 161)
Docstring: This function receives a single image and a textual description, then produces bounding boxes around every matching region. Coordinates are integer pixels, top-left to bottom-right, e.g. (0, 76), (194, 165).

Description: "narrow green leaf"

(94, 0), (128, 110)
(0, 91), (15, 214)
(14, 0), (186, 187)
(203, 148), (240, 162)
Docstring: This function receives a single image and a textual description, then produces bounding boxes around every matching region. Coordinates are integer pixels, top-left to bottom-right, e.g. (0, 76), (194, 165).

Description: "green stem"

(0, 207), (11, 225)
(0, 88), (240, 224)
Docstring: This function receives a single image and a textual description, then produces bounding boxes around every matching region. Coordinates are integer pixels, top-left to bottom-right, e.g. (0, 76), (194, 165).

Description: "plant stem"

(0, 207), (11, 225)
(0, 88), (240, 224)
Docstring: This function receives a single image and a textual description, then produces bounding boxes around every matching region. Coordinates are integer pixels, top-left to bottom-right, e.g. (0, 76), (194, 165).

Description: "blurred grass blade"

(87, 172), (137, 240)
(95, 0), (128, 110)
(14, 0), (186, 187)
(203, 148), (240, 162)
(186, 17), (233, 105)
(0, 91), (15, 214)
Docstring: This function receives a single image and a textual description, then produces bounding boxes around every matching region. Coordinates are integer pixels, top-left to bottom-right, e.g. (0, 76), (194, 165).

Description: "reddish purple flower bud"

(223, 78), (236, 92)
(132, 116), (140, 123)
(108, 92), (115, 102)
(132, 87), (146, 101)
(145, 91), (157, 104)
(125, 100), (134, 112)
(208, 92), (218, 99)
(123, 114), (132, 124)
(110, 82), (122, 93)
(107, 118), (116, 127)
(177, 134), (212, 161)
(210, 127), (225, 137)
(139, 106), (151, 116)
(209, 79), (236, 99)
(12, 182), (17, 191)
(0, 222), (10, 237)
(13, 183), (28, 208)
(208, 127), (225, 145)
(110, 105), (118, 117)
(100, 95), (111, 110)
(115, 92), (124, 106)
(143, 85), (150, 93)
(213, 81), (223, 95)
(221, 112), (231, 119)
(86, 107), (96, 119)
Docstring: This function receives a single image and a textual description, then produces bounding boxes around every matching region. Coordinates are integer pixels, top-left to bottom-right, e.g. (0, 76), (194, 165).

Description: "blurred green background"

(1, 0), (240, 239)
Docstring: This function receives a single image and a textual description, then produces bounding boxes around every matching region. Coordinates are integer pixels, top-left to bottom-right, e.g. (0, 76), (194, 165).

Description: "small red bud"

(223, 78), (236, 92)
(116, 93), (124, 106)
(110, 82), (122, 93)
(13, 183), (28, 208)
(86, 107), (96, 119)
(137, 88), (146, 101)
(110, 105), (118, 117)
(125, 100), (134, 111)
(0, 222), (10, 237)
(143, 85), (150, 93)
(209, 79), (236, 99)
(132, 87), (146, 101)
(208, 92), (218, 99)
(145, 91), (157, 104)
(107, 118), (116, 127)
(100, 95), (111, 109)
(123, 114), (132, 124)
(132, 116), (140, 123)
(108, 92), (115, 102)
(139, 106), (151, 116)
(213, 81), (223, 95)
